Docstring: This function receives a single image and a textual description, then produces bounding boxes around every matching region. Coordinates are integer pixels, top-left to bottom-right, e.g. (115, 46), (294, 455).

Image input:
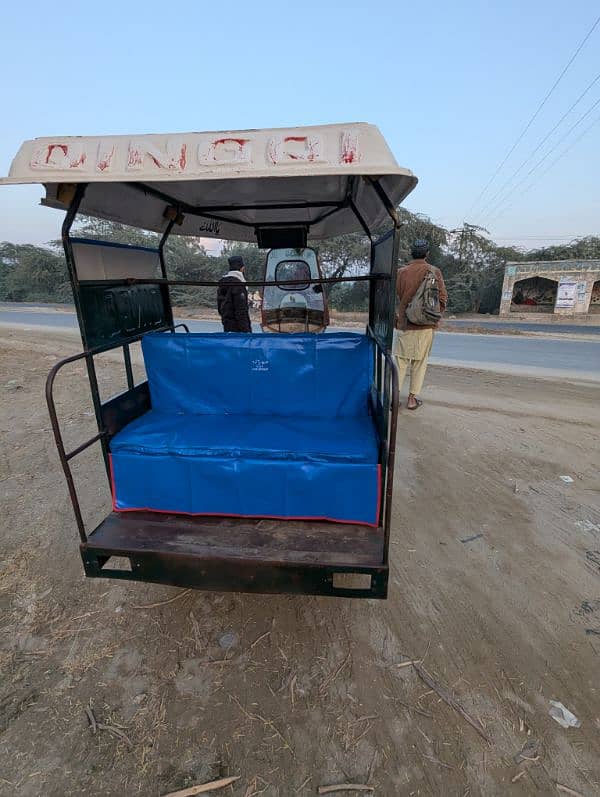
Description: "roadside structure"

(499, 259), (600, 316)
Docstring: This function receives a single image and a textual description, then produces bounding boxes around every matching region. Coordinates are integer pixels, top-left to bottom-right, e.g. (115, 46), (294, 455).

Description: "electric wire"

(466, 13), (600, 217)
(485, 111), (600, 226)
(476, 70), (600, 219)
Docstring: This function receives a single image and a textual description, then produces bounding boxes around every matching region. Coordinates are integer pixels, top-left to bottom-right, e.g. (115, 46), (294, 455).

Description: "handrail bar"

(46, 349), (100, 543)
(65, 432), (106, 462)
(366, 326), (399, 565)
(44, 321), (202, 542)
(77, 273), (388, 289)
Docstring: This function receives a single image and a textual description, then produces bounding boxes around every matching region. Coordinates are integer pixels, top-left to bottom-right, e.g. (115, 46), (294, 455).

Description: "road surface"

(443, 317), (600, 335)
(1, 305), (598, 381)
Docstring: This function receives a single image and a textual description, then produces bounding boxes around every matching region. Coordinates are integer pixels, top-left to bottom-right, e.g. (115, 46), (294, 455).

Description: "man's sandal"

(407, 398), (423, 411)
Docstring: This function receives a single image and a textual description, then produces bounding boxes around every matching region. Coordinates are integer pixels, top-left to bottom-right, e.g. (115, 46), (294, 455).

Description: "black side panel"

(82, 547), (388, 599)
(369, 228), (399, 351)
(79, 284), (169, 348)
(102, 382), (151, 441)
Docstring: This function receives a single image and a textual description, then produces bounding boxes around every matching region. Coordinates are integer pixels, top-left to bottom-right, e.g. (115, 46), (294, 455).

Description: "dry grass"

(0, 549), (33, 596)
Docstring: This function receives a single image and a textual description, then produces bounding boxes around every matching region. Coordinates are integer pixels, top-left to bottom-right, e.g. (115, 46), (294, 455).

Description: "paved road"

(3, 302), (600, 336)
(443, 317), (600, 335)
(1, 306), (599, 381)
(431, 332), (599, 381)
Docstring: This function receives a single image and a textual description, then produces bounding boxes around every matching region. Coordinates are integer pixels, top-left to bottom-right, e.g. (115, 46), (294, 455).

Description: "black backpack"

(405, 269), (442, 326)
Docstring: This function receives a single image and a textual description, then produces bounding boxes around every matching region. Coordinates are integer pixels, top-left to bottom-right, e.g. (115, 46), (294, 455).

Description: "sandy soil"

(1, 327), (599, 797)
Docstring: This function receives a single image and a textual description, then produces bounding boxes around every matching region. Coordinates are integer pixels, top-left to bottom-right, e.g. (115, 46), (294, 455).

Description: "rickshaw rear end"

(4, 123), (417, 599)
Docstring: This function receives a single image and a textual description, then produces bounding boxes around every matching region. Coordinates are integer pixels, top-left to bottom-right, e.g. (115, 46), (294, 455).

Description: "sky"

(0, 0), (598, 251)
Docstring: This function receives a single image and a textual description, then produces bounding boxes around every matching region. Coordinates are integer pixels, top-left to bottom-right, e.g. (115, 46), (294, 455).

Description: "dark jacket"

(395, 259), (448, 330)
(217, 272), (252, 332)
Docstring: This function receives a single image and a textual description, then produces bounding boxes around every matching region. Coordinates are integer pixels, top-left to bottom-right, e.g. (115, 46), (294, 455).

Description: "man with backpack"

(217, 255), (252, 332)
(394, 240), (447, 410)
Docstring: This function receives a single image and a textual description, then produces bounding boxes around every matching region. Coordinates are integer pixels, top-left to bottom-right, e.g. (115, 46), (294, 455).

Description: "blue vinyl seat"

(109, 332), (380, 526)
(111, 411), (378, 464)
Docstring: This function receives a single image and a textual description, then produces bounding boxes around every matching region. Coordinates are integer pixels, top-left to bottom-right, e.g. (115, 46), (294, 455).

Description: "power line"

(482, 95), (600, 224)
(535, 112), (600, 180)
(466, 12), (600, 216)
(476, 70), (600, 219)
(485, 112), (600, 226)
(493, 235), (597, 240)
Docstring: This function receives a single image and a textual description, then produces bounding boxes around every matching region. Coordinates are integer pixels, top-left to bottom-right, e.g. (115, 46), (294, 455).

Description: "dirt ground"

(1, 327), (599, 797)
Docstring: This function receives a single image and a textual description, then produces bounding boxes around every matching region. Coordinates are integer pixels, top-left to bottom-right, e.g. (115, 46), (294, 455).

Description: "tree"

(396, 209), (448, 267)
(313, 233), (370, 280)
(0, 242), (69, 302)
(73, 216), (224, 307)
(72, 216), (160, 248)
(524, 236), (600, 262)
(443, 224), (523, 313)
(2, 214), (597, 315)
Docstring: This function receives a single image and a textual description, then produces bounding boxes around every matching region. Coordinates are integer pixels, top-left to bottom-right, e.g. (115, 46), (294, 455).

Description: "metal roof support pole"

(367, 177), (400, 229)
(61, 183), (88, 344)
(158, 216), (177, 330)
(61, 183), (111, 485)
(344, 177), (372, 242)
(349, 199), (373, 241)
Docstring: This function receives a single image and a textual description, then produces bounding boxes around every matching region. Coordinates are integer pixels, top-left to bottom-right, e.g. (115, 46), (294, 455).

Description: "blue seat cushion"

(109, 332), (381, 526)
(142, 332), (374, 418)
(111, 410), (378, 464)
(110, 452), (380, 526)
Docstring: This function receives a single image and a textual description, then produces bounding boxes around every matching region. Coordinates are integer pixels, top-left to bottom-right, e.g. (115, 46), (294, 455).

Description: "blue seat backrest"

(142, 332), (374, 418)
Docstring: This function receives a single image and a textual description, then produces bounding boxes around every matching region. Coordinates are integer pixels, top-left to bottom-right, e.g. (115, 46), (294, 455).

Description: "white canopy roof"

(1, 123), (417, 241)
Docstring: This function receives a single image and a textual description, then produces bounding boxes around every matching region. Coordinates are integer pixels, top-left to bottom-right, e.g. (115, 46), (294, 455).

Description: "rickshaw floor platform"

(81, 511), (388, 598)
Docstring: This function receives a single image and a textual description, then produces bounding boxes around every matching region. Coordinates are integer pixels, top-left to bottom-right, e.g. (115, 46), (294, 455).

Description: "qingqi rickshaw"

(1, 123), (417, 598)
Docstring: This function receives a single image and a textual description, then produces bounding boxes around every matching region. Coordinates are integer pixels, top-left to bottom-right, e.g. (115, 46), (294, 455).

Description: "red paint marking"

(375, 464), (382, 525)
(128, 147), (142, 168)
(45, 144), (68, 164)
(212, 137), (249, 147)
(70, 151), (87, 168)
(340, 134), (359, 164)
(140, 145), (187, 170)
(113, 505), (379, 528)
(109, 454), (117, 511)
(97, 146), (115, 172)
(282, 136), (318, 162)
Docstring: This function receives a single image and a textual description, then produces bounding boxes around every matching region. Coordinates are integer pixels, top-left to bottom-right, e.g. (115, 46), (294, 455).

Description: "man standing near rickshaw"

(217, 255), (252, 332)
(394, 240), (447, 410)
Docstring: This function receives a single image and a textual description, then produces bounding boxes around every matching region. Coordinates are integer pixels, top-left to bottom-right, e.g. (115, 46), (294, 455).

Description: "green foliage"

(522, 236), (600, 262)
(396, 208), (448, 267)
(311, 232), (370, 311)
(71, 217), (161, 248)
(442, 224), (522, 313)
(1, 213), (596, 315)
(0, 241), (70, 302)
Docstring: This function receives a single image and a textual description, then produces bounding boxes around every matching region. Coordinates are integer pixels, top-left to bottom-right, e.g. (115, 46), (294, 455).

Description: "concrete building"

(499, 259), (600, 316)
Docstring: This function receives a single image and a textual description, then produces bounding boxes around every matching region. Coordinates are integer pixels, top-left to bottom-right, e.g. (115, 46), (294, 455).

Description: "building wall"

(499, 260), (600, 316)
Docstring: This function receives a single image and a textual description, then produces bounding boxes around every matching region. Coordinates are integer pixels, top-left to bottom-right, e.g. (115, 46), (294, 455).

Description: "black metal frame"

(46, 176), (401, 598)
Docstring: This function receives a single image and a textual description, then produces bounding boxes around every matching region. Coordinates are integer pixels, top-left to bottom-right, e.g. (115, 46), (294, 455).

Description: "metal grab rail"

(380, 345), (399, 563)
(46, 348), (107, 544)
(366, 328), (399, 564)
(45, 324), (188, 543)
(47, 324), (396, 553)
